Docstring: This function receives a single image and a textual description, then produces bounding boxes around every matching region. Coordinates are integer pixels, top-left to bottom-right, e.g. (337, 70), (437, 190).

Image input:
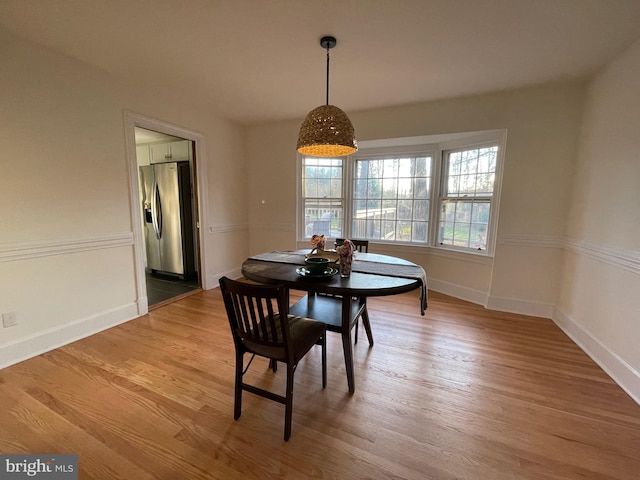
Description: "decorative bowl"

(304, 257), (330, 274)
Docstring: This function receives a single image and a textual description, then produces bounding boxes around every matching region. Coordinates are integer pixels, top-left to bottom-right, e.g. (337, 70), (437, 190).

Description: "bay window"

(298, 130), (505, 256)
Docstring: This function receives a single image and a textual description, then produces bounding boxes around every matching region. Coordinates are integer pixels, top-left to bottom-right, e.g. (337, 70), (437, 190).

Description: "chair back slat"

(337, 238), (369, 252)
(219, 278), (293, 360)
(233, 294), (253, 336)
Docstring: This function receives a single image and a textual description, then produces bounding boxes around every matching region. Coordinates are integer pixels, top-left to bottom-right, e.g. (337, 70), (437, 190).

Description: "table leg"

(284, 287), (290, 312)
(360, 298), (374, 347)
(342, 295), (355, 394)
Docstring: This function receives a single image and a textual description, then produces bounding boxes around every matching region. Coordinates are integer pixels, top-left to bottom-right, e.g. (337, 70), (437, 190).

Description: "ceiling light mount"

(320, 36), (336, 50)
(296, 35), (357, 158)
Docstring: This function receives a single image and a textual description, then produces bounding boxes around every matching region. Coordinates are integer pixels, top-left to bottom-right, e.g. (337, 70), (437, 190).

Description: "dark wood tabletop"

(241, 252), (421, 297)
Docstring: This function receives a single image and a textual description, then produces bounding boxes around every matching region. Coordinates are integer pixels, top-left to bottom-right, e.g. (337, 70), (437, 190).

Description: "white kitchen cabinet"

(150, 140), (191, 164)
(136, 145), (151, 166)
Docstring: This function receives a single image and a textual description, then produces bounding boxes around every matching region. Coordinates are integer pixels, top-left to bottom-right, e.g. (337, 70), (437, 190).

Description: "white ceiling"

(2, 0), (640, 126)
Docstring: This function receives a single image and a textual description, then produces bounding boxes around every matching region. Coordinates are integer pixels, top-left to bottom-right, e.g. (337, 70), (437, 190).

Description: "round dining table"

(241, 251), (426, 393)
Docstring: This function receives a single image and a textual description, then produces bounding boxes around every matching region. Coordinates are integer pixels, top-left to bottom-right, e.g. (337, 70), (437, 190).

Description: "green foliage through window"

(352, 156), (431, 242)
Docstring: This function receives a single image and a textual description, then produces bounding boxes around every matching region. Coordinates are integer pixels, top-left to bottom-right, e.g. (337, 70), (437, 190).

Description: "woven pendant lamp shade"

(296, 36), (357, 158)
(297, 104), (358, 157)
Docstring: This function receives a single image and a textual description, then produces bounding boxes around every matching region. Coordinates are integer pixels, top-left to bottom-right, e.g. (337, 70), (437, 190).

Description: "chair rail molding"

(208, 223), (249, 234)
(499, 233), (565, 249)
(565, 239), (640, 275)
(500, 234), (640, 275)
(0, 232), (133, 262)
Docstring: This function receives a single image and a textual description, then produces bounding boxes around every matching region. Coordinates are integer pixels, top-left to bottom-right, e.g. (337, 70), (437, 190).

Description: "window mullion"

(430, 148), (444, 248)
(344, 156), (354, 239)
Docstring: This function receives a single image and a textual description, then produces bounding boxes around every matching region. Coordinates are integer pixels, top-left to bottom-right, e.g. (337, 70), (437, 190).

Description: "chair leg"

(284, 364), (295, 441)
(354, 318), (359, 344)
(321, 335), (327, 388)
(234, 350), (243, 420)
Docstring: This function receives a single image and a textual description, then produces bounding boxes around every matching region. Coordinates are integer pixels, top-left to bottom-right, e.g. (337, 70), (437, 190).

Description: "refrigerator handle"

(151, 181), (163, 239)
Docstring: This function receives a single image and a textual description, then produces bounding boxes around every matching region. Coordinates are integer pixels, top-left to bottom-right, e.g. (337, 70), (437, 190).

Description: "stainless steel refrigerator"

(139, 162), (195, 278)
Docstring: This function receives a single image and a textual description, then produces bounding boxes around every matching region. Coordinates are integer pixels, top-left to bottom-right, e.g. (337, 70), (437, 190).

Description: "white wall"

(0, 30), (248, 367)
(246, 75), (640, 401)
(556, 38), (640, 403)
(246, 82), (585, 315)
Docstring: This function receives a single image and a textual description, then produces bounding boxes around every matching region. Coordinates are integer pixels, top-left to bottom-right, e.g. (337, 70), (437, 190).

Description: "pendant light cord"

(325, 45), (330, 106)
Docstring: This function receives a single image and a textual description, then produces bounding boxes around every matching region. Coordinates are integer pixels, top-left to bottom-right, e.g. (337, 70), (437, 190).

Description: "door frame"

(124, 111), (209, 315)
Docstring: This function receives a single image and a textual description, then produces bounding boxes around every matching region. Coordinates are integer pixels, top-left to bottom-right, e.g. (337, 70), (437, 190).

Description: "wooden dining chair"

(336, 238), (369, 252)
(218, 276), (327, 441)
(333, 238), (372, 344)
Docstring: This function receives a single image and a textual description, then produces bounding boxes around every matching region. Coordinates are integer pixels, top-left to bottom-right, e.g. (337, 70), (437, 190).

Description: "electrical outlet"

(2, 312), (18, 328)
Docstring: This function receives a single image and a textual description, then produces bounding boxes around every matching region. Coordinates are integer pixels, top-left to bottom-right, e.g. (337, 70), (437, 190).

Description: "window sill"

(369, 242), (494, 266)
(427, 245), (494, 264)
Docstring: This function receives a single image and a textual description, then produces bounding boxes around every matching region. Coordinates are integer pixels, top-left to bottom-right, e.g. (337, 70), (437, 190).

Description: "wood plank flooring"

(1, 288), (639, 479)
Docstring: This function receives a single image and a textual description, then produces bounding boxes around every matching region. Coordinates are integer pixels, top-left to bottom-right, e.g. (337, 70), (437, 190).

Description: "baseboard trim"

(1, 266), (241, 371)
(0, 303), (139, 370)
(205, 267), (242, 291)
(429, 279), (554, 318)
(427, 278), (488, 306)
(486, 295), (554, 318)
(553, 307), (640, 405)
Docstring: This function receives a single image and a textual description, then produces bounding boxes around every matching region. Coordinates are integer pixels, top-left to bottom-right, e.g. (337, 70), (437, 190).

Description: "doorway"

(134, 126), (201, 308)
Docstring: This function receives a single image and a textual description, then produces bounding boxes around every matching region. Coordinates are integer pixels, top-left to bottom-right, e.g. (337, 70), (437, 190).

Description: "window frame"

(350, 145), (437, 245)
(299, 157), (345, 240)
(436, 141), (502, 254)
(297, 129), (506, 257)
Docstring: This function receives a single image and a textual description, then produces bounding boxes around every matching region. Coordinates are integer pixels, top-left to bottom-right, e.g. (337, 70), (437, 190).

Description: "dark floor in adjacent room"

(145, 271), (199, 306)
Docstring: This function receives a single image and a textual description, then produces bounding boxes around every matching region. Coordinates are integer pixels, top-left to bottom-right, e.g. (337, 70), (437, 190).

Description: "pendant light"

(297, 36), (357, 157)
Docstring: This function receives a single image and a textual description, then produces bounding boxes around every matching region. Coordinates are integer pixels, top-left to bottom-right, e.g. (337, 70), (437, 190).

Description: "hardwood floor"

(1, 288), (639, 479)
